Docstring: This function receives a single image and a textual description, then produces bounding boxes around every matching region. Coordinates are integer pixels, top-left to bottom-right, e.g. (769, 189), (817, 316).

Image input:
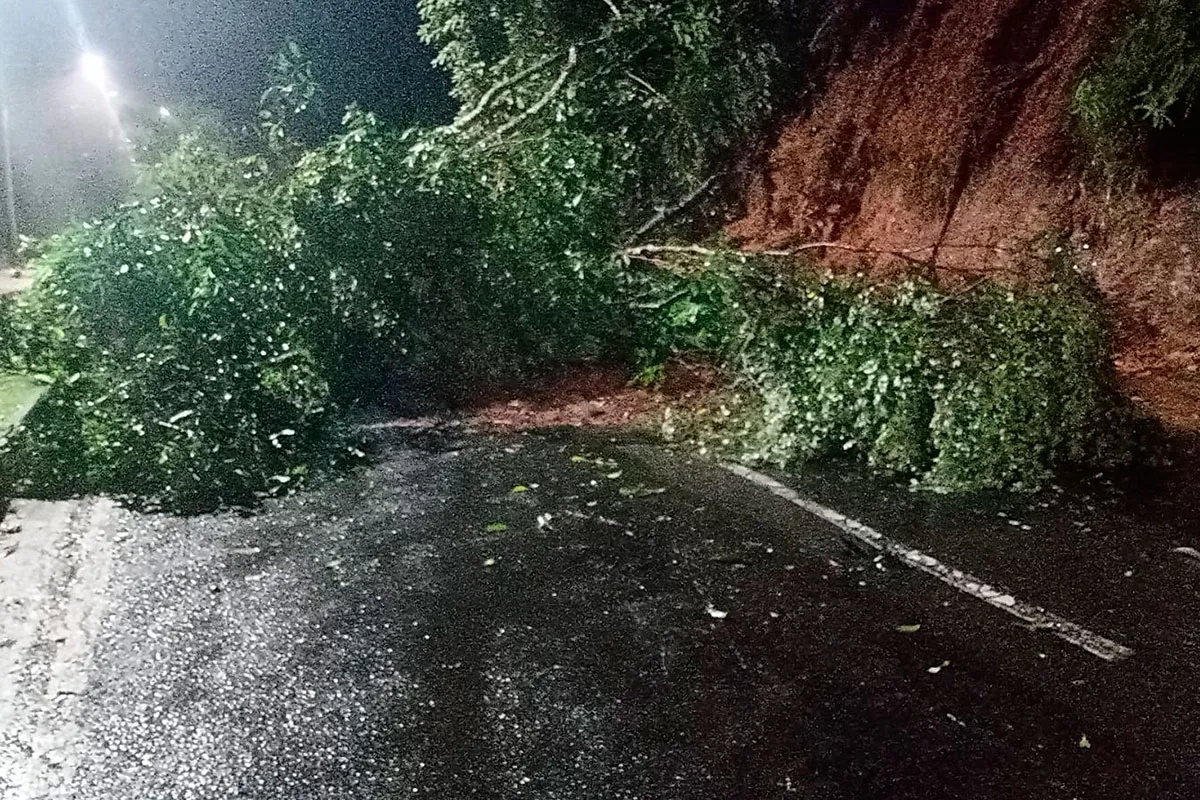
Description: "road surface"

(3, 428), (1200, 798)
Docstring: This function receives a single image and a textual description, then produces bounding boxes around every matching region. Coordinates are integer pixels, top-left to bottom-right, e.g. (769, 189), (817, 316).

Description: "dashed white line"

(725, 463), (1133, 662)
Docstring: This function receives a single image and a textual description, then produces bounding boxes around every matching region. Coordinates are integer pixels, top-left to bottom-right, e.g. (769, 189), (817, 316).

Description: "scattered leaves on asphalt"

(619, 485), (667, 498)
(511, 485), (530, 493)
(927, 660), (950, 674)
(1079, 734), (1092, 749)
(1171, 546), (1200, 561)
(896, 624), (922, 633)
(706, 605), (729, 620)
(486, 522), (508, 533)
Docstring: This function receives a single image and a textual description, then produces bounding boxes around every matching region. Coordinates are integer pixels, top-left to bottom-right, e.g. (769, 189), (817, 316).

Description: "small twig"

(490, 46), (578, 140)
(624, 253), (672, 268)
(956, 275), (992, 294)
(602, 0), (623, 18)
(632, 287), (692, 310)
(625, 71), (667, 102)
(626, 175), (718, 244)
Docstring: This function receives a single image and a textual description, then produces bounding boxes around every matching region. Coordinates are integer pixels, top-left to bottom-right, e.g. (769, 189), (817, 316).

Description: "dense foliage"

(0, 3), (1130, 507)
(3, 4), (787, 509)
(418, 0), (780, 226)
(1, 135), (343, 510)
(1073, 0), (1200, 179)
(637, 250), (1128, 491)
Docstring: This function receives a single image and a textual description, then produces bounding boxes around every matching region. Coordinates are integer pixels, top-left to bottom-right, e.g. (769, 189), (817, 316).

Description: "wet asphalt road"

(6, 429), (1200, 798)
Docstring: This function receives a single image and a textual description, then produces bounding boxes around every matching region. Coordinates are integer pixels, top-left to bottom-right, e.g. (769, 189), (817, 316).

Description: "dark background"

(1, 0), (452, 235)
(83, 0), (453, 127)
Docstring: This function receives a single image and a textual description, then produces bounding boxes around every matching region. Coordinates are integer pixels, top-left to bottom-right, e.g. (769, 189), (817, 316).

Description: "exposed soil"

(727, 0), (1200, 429)
(1119, 345), (1200, 434)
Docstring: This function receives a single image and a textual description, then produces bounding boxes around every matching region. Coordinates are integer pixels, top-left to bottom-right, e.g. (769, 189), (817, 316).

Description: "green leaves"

(1072, 0), (1200, 179)
(419, 0), (780, 231)
(259, 40), (324, 155)
(0, 129), (344, 511)
(641, 250), (1127, 492)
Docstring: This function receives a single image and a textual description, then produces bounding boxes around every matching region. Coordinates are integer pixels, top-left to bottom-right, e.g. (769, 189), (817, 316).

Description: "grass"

(0, 374), (47, 438)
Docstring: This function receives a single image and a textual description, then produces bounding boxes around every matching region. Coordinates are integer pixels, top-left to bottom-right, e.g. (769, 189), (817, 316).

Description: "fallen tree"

(626, 245), (1133, 490)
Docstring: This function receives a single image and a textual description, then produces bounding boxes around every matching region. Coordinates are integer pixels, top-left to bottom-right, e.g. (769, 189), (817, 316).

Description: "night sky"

(1, 0), (453, 231)
(9, 0), (453, 126)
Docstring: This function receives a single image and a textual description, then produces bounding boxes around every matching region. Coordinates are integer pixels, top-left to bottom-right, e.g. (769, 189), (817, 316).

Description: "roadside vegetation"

(633, 247), (1128, 491)
(1073, 0), (1200, 182)
(0, 2), (1130, 509)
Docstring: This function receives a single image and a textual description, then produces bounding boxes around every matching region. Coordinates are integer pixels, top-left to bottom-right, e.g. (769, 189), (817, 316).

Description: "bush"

(1073, 0), (1200, 178)
(1, 135), (345, 511)
(639, 250), (1126, 491)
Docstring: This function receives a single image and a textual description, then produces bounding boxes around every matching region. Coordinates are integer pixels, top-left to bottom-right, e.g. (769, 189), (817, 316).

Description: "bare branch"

(490, 46), (578, 141)
(453, 53), (563, 131)
(623, 244), (721, 258)
(761, 241), (932, 266)
(625, 71), (667, 102)
(622, 241), (1020, 281)
(601, 0), (623, 18)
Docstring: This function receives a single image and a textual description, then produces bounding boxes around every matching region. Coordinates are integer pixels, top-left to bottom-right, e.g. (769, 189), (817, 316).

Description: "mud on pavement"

(1, 430), (1197, 799)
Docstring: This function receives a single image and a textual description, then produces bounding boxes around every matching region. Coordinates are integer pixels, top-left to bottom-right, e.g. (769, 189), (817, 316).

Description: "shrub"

(1, 135), (346, 511)
(1073, 0), (1200, 178)
(639, 250), (1126, 491)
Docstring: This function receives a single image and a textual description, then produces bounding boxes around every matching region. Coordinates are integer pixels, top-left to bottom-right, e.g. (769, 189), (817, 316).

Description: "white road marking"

(725, 463), (1134, 663)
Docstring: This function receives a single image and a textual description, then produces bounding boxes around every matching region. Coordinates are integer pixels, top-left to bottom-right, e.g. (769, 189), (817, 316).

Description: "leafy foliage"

(1073, 0), (1200, 178)
(289, 109), (631, 400)
(259, 40), (325, 154)
(640, 250), (1127, 491)
(1, 7), (1131, 509)
(1, 135), (344, 510)
(418, 0), (780, 228)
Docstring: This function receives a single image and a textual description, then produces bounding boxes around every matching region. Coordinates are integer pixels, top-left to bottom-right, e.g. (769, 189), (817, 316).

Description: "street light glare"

(80, 51), (109, 90)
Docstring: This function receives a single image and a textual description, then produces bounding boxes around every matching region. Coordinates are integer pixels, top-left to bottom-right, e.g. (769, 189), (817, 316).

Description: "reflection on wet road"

(4, 430), (1200, 798)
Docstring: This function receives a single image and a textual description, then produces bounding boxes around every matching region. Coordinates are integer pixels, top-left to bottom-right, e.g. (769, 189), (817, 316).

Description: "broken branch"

(453, 53), (564, 131)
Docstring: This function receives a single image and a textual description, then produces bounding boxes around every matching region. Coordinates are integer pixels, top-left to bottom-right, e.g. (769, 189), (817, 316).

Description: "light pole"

(0, 64), (17, 264)
(1, 103), (16, 260)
